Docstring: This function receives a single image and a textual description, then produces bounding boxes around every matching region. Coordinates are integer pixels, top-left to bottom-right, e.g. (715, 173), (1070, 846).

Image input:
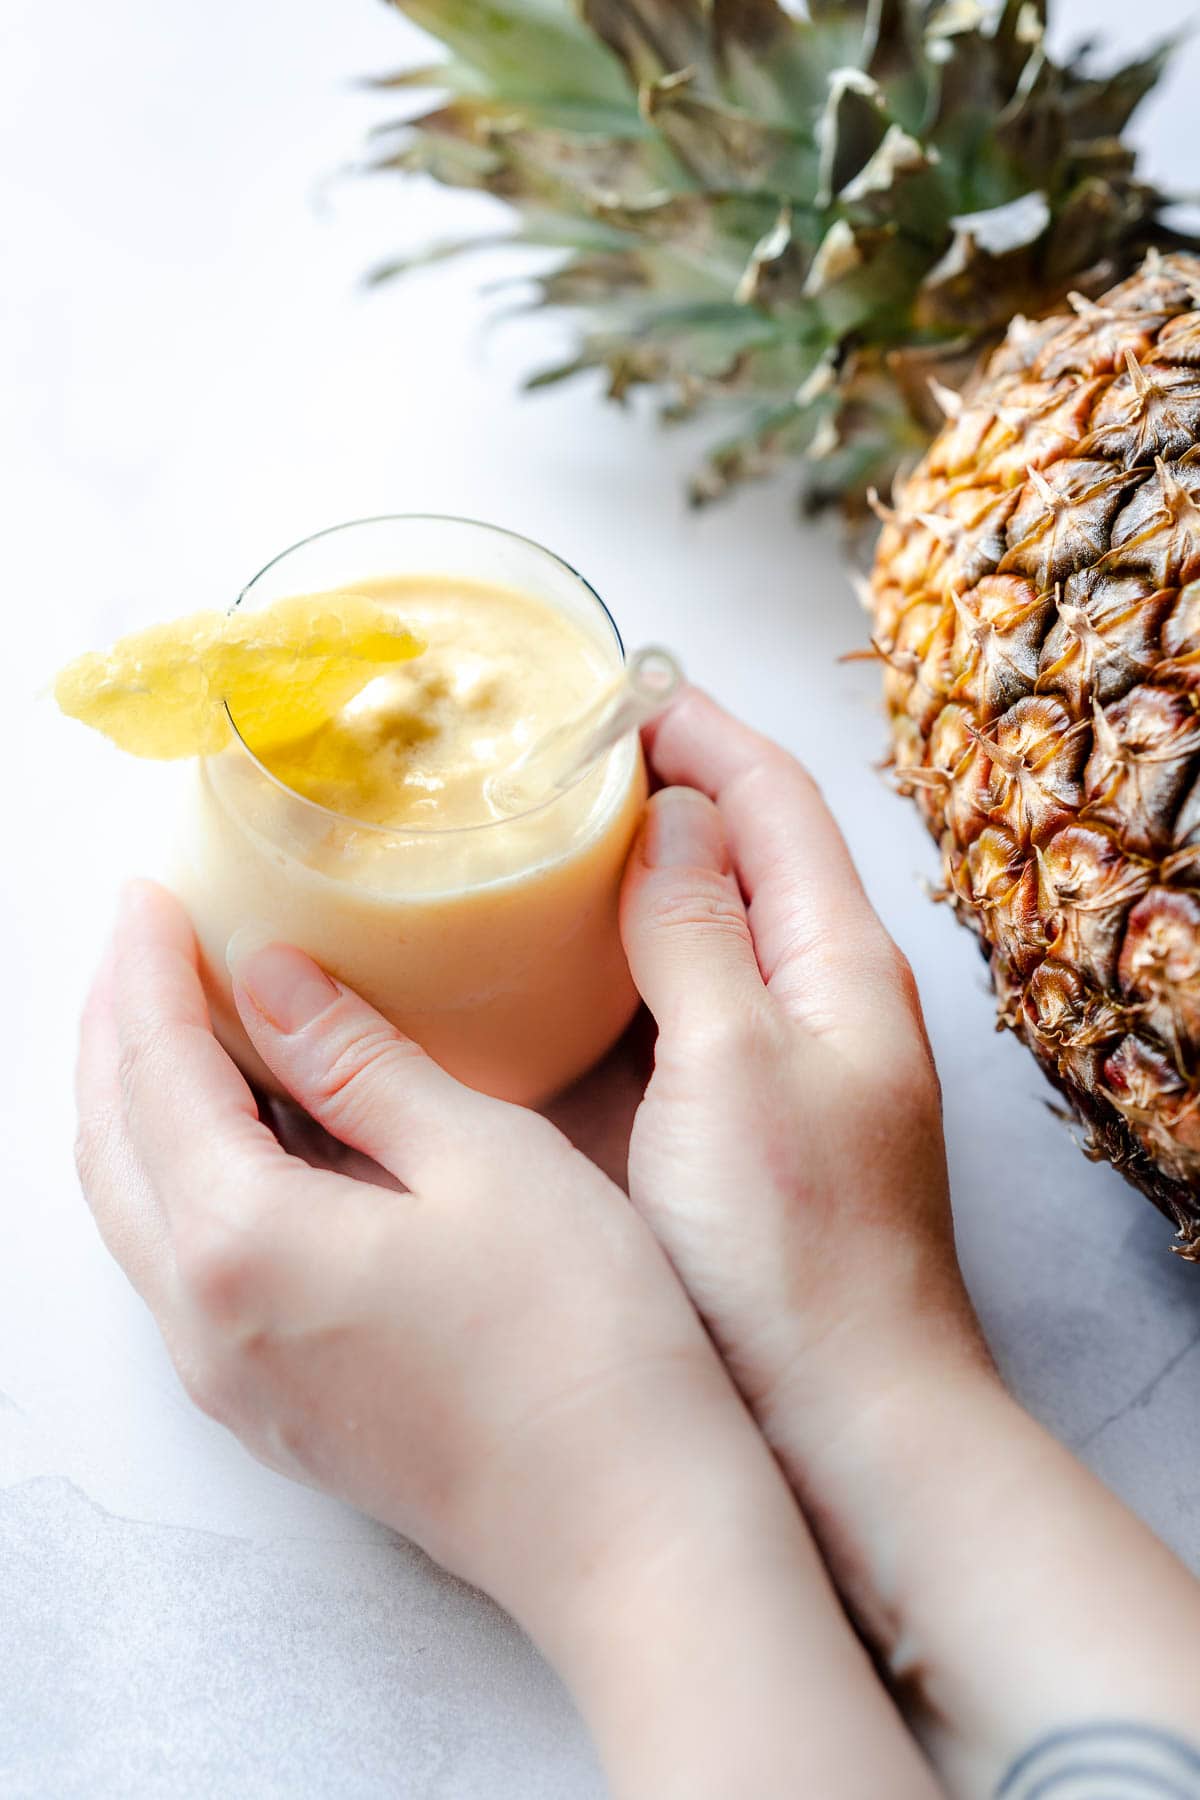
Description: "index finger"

(112, 879), (276, 1206)
(645, 690), (899, 1025)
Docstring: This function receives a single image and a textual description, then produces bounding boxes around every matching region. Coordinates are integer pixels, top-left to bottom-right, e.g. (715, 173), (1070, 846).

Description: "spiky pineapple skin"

(872, 251), (1200, 1252)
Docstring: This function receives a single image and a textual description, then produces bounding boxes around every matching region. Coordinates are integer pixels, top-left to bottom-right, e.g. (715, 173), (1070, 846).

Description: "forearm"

(487, 1385), (938, 1799)
(774, 1353), (1200, 1796)
(552, 1505), (934, 1799)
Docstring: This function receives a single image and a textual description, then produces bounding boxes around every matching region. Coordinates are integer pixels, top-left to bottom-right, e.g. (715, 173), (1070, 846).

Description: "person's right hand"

(619, 690), (1200, 1796)
(621, 689), (990, 1478)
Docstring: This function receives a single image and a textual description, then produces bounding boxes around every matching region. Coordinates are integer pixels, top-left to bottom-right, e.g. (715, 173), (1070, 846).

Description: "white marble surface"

(4, 0), (1200, 1793)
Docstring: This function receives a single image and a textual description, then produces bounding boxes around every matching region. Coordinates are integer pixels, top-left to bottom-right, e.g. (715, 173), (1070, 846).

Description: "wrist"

(443, 1346), (749, 1620)
(492, 1372), (936, 1800)
(766, 1341), (1200, 1790)
(759, 1321), (1005, 1658)
(756, 1249), (997, 1488)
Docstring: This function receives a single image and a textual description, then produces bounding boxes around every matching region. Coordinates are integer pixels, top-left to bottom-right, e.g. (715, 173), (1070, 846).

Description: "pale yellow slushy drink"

(170, 517), (647, 1105)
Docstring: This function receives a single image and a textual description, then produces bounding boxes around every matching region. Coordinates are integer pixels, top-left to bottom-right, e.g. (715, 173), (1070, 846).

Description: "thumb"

(620, 786), (762, 1037)
(226, 934), (498, 1183)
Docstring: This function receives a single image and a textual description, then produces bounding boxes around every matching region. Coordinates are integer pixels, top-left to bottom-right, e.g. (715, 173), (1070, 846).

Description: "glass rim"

(219, 512), (630, 840)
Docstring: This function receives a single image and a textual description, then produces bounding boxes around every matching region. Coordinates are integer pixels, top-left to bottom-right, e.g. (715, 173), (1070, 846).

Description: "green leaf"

(1062, 38), (1182, 142)
(362, 0), (1192, 511)
(1042, 175), (1152, 286)
(369, 123), (502, 189)
(642, 74), (819, 198)
(714, 1), (831, 116)
(990, 44), (1067, 190)
(803, 217), (942, 346)
(689, 397), (823, 503)
(595, 192), (792, 289)
(836, 124), (951, 247)
(580, 0), (713, 91)
(388, 0), (633, 102)
(363, 233), (519, 285)
(991, 0), (1047, 95)
(815, 69), (889, 207)
(534, 248), (647, 301)
(734, 206), (813, 309)
(803, 1), (877, 82)
(712, 0), (794, 63)
(362, 62), (470, 90)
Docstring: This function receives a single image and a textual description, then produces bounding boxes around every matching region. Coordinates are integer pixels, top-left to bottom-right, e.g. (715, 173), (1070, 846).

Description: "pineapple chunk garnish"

(55, 592), (424, 759)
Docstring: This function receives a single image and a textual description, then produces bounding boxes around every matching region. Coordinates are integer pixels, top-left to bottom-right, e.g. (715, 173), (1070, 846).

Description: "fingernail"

(642, 787), (729, 871)
(227, 930), (339, 1034)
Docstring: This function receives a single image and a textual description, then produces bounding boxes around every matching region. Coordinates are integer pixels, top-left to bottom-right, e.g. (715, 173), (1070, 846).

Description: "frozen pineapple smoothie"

(169, 519), (648, 1105)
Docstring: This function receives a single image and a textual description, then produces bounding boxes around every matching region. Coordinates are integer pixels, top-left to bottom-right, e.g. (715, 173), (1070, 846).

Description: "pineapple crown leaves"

(367, 0), (1191, 509)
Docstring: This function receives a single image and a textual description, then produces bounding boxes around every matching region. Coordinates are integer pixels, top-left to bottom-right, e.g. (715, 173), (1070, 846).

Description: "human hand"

(74, 880), (752, 1599)
(621, 689), (989, 1465)
(539, 1009), (653, 1189)
(618, 690), (1200, 1793)
(74, 879), (935, 1800)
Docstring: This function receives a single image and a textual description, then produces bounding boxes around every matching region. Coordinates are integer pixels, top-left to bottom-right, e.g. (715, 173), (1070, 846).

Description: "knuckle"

(862, 943), (940, 1088)
(115, 1018), (177, 1104)
(314, 1026), (424, 1123)
(822, 928), (916, 1008)
(647, 879), (748, 942)
(176, 1217), (264, 1331)
(771, 912), (839, 978)
(853, 1021), (942, 1124)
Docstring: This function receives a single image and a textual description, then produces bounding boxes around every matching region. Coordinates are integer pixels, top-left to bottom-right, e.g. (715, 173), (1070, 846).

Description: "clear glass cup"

(170, 516), (648, 1105)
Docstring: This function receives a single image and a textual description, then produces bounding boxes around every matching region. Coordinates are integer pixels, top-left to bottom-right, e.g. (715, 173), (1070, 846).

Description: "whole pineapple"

(876, 251), (1200, 1254)
(368, 0), (1200, 1240)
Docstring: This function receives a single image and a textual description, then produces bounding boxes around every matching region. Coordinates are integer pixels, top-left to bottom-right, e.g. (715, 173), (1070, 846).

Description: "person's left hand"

(74, 881), (731, 1609)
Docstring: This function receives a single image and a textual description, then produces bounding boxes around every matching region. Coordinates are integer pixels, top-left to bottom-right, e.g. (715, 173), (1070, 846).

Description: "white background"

(3, 1), (1200, 1793)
